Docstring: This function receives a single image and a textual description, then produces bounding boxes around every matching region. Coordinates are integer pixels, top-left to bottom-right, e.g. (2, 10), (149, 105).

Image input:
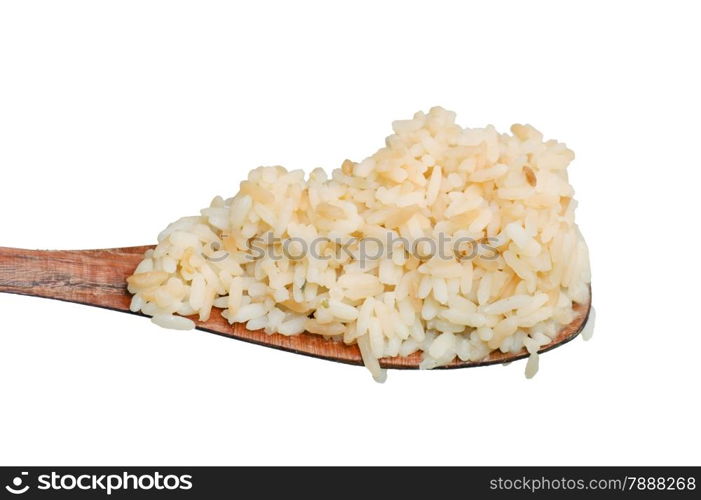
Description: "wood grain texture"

(0, 246), (591, 369)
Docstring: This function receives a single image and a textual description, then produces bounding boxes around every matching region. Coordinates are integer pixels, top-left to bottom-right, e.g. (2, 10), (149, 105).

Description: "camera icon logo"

(5, 472), (29, 495)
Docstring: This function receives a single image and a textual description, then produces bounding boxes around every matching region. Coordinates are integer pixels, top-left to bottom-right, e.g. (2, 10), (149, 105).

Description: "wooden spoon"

(0, 246), (591, 369)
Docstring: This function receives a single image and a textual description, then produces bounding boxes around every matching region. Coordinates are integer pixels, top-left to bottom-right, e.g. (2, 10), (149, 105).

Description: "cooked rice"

(127, 107), (591, 381)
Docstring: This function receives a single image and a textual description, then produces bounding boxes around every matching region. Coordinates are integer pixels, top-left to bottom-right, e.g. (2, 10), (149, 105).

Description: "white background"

(1, 1), (699, 466)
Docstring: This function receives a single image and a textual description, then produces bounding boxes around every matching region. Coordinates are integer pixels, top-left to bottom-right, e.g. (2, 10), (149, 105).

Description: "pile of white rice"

(127, 107), (591, 382)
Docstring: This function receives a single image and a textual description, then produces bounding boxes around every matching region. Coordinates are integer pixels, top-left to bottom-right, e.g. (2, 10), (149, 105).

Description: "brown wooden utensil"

(0, 246), (591, 369)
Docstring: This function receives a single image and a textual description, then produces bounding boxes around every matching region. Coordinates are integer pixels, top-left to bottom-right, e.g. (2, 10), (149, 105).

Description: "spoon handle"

(0, 246), (150, 312)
